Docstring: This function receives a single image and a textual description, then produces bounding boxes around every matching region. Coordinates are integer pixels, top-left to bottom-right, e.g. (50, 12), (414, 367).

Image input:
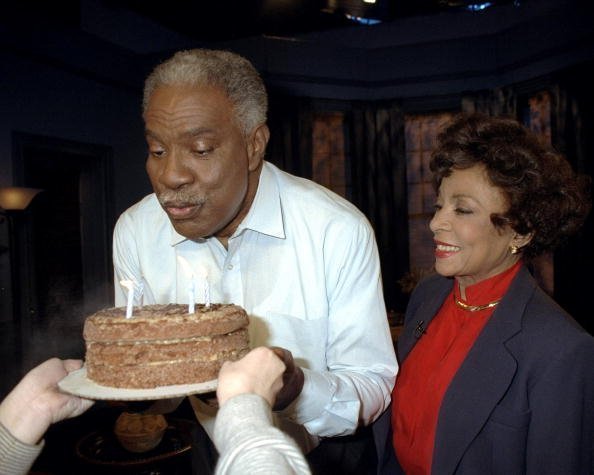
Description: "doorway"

(10, 132), (114, 372)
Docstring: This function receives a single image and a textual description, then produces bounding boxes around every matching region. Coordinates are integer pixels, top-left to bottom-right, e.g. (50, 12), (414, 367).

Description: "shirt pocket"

(248, 311), (327, 370)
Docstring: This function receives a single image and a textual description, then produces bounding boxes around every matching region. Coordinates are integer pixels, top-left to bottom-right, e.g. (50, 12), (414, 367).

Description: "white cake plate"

(58, 367), (217, 401)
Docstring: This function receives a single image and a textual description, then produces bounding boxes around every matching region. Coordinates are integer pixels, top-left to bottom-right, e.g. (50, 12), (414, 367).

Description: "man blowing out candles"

(112, 48), (397, 473)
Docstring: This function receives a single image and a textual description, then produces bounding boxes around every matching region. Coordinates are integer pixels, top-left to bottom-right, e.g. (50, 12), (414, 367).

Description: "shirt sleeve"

(214, 394), (311, 475)
(112, 211), (144, 306)
(284, 218), (398, 437)
(0, 422), (44, 475)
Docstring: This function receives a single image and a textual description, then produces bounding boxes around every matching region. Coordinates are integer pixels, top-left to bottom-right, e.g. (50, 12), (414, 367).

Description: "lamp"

(0, 187), (43, 322)
(0, 187), (43, 212)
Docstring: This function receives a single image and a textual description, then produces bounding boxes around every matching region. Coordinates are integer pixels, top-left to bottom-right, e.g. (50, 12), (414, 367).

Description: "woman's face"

(429, 165), (523, 291)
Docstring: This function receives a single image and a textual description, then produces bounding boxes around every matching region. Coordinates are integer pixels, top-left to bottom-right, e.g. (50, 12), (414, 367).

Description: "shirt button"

(227, 264), (234, 270)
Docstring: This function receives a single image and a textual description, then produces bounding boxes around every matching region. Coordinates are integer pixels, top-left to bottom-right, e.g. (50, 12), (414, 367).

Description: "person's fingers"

(62, 359), (84, 373)
(54, 395), (94, 422)
(270, 346), (287, 361)
(270, 346), (295, 370)
(268, 347), (304, 411)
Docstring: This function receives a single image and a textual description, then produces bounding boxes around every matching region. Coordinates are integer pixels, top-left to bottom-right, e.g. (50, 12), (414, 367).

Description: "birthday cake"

(83, 303), (250, 388)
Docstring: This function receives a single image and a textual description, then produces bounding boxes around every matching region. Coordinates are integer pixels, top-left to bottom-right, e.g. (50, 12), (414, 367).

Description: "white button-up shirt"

(113, 161), (397, 443)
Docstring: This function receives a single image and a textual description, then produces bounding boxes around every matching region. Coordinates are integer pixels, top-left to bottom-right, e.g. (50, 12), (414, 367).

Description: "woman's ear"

(512, 232), (533, 251)
(247, 124), (270, 172)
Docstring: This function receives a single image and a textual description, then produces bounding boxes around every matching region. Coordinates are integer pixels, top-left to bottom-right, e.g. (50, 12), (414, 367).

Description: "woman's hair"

(430, 113), (591, 258)
(143, 49), (268, 135)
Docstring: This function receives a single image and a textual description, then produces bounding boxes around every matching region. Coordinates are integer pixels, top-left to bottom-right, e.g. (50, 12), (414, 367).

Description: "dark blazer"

(377, 266), (594, 474)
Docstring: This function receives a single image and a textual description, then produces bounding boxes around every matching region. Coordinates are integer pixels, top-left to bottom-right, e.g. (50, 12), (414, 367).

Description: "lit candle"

(177, 256), (196, 314)
(120, 280), (135, 318)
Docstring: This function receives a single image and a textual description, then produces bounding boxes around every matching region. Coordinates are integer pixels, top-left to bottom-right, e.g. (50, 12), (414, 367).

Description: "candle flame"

(120, 280), (134, 292)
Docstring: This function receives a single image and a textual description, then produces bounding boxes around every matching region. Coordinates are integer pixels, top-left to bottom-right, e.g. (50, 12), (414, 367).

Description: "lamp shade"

(0, 187), (43, 211)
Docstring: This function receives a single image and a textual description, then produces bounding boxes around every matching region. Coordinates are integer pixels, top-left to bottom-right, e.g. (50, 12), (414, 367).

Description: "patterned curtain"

(549, 81), (594, 335)
(461, 86), (518, 118)
(266, 94), (313, 178)
(348, 101), (409, 312)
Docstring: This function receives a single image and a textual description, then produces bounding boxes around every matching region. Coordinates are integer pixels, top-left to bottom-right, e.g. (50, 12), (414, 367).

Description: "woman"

(385, 114), (594, 474)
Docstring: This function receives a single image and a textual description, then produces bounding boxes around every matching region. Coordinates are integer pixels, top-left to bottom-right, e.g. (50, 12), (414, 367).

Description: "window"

(404, 112), (454, 273)
(311, 112), (348, 198)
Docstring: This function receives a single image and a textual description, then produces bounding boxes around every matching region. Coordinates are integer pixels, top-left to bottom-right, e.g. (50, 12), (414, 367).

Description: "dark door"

(10, 132), (114, 367)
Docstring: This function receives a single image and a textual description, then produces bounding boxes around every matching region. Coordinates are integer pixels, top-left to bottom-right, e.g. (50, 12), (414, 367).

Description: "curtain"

(348, 101), (409, 312)
(461, 86), (517, 117)
(266, 94), (313, 178)
(549, 75), (594, 335)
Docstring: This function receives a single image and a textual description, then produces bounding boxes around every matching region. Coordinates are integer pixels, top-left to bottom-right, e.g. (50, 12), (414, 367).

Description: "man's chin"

(170, 221), (213, 241)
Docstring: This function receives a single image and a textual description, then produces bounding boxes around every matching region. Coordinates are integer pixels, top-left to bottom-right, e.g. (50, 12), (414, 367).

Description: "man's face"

(144, 84), (265, 241)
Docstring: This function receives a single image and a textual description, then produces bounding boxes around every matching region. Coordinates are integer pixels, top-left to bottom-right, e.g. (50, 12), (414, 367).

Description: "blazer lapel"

(398, 276), (453, 361)
(432, 267), (537, 474)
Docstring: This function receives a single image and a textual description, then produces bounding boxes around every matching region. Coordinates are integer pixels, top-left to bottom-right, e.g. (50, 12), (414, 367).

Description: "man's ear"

(247, 124), (270, 172)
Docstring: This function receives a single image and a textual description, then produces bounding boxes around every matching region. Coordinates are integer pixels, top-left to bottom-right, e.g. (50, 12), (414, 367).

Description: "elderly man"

(113, 49), (397, 472)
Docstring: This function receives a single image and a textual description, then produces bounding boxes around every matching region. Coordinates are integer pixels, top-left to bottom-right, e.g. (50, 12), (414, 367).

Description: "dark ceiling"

(107, 0), (520, 41)
(5, 0), (520, 43)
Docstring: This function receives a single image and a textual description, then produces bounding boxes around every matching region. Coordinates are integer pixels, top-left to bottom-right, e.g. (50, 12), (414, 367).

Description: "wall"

(0, 50), (151, 322)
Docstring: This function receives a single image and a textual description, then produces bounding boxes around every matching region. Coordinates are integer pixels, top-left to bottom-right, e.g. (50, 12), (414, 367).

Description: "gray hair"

(143, 49), (268, 135)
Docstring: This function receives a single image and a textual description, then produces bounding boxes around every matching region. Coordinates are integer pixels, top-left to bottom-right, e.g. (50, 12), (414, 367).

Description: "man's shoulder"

(265, 162), (367, 222)
(122, 193), (162, 217)
(116, 193), (164, 228)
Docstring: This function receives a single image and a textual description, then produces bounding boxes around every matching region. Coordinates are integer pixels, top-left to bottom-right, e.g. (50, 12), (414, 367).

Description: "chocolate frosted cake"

(83, 303), (250, 388)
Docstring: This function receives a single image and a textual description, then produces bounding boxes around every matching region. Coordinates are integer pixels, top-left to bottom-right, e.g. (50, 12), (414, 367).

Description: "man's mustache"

(157, 191), (206, 207)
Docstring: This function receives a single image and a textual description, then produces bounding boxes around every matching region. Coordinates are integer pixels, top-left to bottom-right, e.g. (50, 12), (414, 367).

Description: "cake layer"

(87, 348), (249, 388)
(85, 328), (249, 366)
(83, 302), (250, 389)
(84, 303), (248, 342)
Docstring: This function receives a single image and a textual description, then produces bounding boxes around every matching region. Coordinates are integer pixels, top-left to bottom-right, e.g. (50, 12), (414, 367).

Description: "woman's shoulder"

(522, 278), (585, 328)
(516, 281), (594, 360)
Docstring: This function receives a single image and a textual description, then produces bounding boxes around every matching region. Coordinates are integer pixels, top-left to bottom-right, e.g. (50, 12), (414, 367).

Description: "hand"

(270, 346), (305, 411)
(0, 358), (94, 445)
(217, 347), (286, 407)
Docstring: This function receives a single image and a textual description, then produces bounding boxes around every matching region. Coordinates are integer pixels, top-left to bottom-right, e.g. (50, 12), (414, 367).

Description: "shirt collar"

(167, 161), (285, 247)
(455, 260), (523, 305)
(169, 222), (188, 247)
(235, 162), (285, 239)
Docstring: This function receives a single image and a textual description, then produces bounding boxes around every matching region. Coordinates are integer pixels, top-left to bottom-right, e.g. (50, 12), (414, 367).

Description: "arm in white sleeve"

(112, 212), (144, 307)
(214, 394), (311, 475)
(283, 219), (398, 437)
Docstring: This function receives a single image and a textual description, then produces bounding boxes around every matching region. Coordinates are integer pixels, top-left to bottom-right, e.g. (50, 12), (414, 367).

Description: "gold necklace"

(454, 294), (501, 312)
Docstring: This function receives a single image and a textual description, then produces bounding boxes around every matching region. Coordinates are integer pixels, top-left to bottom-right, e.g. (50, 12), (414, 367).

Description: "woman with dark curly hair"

(379, 113), (594, 474)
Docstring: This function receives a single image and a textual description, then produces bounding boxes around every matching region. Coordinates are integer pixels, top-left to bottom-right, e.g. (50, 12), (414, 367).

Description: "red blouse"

(391, 262), (521, 475)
